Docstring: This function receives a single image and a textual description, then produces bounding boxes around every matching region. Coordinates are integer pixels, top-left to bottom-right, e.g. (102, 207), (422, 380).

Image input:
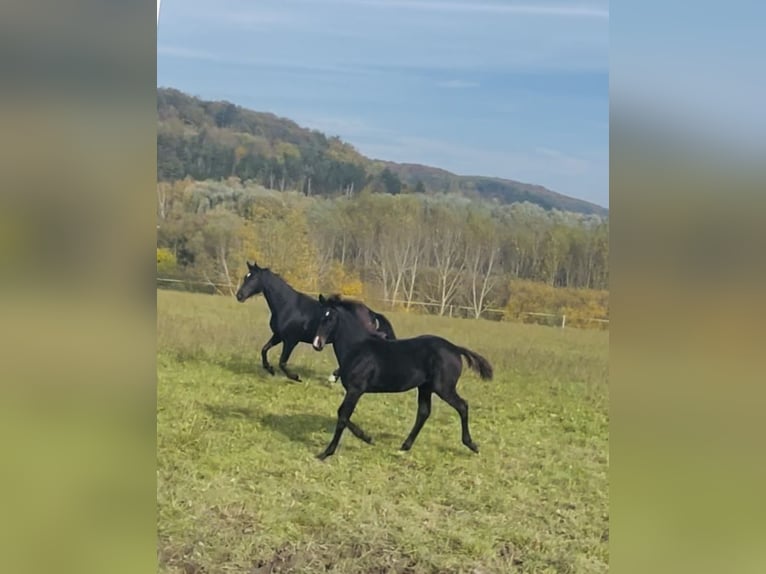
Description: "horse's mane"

(260, 267), (277, 277)
(324, 293), (366, 312)
(324, 293), (395, 339)
(258, 267), (294, 289)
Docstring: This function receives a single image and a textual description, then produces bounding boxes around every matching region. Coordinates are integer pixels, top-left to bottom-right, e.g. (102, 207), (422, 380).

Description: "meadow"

(157, 289), (609, 573)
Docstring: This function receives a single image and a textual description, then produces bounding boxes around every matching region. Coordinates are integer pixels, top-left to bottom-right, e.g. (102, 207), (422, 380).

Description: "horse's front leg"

(278, 339), (301, 381)
(261, 333), (281, 375)
(317, 390), (362, 460)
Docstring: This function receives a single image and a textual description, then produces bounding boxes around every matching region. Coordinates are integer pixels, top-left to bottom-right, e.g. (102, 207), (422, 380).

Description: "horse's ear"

(247, 260), (260, 271)
(318, 294), (326, 304)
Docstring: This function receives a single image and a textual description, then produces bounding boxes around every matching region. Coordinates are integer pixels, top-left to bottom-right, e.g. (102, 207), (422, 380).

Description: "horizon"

(157, 0), (608, 208)
(157, 85), (607, 211)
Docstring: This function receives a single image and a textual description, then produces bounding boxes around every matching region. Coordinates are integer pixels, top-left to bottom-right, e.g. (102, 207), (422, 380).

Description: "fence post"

(562, 315), (566, 329)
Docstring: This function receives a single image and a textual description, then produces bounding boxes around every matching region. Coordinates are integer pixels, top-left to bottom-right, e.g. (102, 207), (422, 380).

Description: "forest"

(156, 179), (609, 327)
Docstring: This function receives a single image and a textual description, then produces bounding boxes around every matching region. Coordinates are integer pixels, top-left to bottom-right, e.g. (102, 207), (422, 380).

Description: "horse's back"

(368, 336), (444, 385)
(373, 335), (464, 378)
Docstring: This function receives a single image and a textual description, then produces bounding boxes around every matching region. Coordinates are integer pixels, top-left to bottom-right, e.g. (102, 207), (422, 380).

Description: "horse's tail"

(372, 311), (397, 340)
(456, 346), (493, 380)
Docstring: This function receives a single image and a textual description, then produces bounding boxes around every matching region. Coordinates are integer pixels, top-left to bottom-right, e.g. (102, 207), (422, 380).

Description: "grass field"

(157, 290), (609, 573)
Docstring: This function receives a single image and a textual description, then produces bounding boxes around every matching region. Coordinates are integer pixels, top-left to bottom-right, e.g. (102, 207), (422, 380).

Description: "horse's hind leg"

(437, 388), (478, 453)
(400, 386), (432, 451)
(261, 333), (281, 375)
(278, 340), (301, 381)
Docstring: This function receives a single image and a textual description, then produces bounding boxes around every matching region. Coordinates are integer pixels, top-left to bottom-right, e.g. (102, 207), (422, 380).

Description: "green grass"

(158, 290), (609, 573)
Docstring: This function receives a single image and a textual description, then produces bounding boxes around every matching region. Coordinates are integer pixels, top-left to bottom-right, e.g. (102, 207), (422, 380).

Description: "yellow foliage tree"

(157, 247), (177, 275)
(251, 203), (320, 293)
(320, 261), (365, 299)
(504, 279), (608, 329)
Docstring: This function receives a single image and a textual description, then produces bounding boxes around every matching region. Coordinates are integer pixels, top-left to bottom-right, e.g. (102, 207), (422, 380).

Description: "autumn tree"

(185, 207), (255, 295)
(463, 208), (501, 318)
(364, 194), (424, 304)
(421, 200), (467, 315)
(155, 178), (610, 319)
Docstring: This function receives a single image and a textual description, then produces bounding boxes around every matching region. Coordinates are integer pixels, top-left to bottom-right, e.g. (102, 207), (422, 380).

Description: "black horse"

(235, 261), (396, 382)
(311, 294), (493, 460)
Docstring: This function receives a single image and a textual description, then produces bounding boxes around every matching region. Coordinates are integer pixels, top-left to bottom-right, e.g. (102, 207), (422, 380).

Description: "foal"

(311, 294), (493, 460)
(235, 261), (395, 381)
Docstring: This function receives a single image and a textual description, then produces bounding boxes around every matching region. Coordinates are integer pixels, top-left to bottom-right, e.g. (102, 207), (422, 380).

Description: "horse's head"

(312, 294), (340, 351)
(235, 261), (266, 302)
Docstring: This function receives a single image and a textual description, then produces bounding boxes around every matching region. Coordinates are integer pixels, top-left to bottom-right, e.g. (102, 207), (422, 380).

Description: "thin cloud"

(437, 80), (480, 89)
(310, 0), (609, 19)
(534, 147), (591, 175)
(219, 8), (307, 30)
(157, 45), (224, 62)
(158, 45), (372, 76)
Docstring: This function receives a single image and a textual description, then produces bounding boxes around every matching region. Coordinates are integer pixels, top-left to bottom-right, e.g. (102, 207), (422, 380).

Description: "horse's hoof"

(467, 442), (479, 454)
(316, 452), (331, 461)
(264, 366), (275, 375)
(399, 443), (412, 452)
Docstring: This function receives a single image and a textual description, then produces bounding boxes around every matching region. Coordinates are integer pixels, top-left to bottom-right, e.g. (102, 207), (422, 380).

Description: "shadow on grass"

(436, 443), (479, 457)
(204, 403), (403, 449)
(259, 415), (403, 450)
(258, 412), (338, 446)
(204, 403), (260, 420)
(213, 354), (337, 386)
(203, 403), (335, 446)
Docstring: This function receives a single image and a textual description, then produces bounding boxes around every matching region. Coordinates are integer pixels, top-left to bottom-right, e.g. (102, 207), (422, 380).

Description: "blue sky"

(158, 0), (609, 208)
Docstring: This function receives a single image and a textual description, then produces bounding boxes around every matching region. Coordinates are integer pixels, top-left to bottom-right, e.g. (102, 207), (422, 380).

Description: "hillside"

(157, 87), (607, 216)
(377, 161), (607, 215)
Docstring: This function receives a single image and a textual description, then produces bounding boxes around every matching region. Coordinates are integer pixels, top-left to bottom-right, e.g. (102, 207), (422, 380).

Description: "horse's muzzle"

(312, 336), (324, 351)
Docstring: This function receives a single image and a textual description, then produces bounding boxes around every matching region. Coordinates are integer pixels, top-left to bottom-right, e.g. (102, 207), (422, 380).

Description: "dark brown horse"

(235, 261), (396, 382)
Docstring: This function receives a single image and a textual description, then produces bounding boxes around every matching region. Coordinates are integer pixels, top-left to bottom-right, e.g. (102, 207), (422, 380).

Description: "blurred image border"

(1, 1), (765, 573)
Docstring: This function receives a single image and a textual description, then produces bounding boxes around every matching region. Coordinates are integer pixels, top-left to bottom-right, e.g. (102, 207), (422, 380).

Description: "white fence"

(156, 277), (609, 329)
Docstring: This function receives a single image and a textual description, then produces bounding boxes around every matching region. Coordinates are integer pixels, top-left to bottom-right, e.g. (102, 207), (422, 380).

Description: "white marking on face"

(246, 272), (251, 279)
(325, 310), (331, 317)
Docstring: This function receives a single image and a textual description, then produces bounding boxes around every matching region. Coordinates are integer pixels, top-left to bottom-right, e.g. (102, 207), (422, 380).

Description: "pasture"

(157, 290), (609, 573)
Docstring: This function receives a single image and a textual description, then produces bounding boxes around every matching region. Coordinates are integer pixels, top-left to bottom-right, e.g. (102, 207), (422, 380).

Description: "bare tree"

(186, 207), (251, 296)
(157, 182), (169, 220)
(402, 220), (427, 309)
(421, 204), (466, 315)
(367, 196), (426, 306)
(464, 211), (501, 318)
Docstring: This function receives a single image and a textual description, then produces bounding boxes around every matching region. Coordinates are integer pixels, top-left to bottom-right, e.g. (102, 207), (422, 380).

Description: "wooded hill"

(157, 87), (607, 217)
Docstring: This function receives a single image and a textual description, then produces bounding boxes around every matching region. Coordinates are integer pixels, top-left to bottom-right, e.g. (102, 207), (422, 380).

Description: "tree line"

(157, 179), (608, 324)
